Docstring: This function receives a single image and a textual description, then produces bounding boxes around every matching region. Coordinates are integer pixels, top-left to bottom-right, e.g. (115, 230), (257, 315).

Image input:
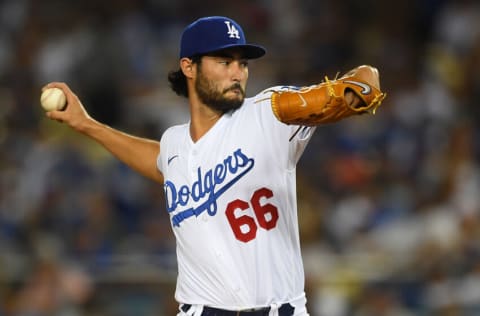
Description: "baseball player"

(43, 16), (385, 316)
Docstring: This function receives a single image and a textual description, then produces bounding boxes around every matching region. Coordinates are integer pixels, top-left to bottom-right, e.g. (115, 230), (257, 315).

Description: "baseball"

(40, 87), (67, 112)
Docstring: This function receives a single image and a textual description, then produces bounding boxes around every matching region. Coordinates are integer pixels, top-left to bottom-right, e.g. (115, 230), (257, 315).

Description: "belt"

(181, 303), (295, 316)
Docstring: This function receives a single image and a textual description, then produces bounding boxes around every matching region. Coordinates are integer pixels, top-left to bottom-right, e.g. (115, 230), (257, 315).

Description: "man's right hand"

(42, 82), (94, 134)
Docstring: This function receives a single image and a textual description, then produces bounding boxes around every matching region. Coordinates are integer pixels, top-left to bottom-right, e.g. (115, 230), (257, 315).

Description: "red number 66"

(225, 187), (279, 243)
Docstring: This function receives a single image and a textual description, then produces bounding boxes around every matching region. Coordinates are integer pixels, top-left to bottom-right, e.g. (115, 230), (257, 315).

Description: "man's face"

(194, 49), (249, 113)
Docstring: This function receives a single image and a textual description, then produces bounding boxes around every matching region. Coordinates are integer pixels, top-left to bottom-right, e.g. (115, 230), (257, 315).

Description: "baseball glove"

(270, 65), (386, 126)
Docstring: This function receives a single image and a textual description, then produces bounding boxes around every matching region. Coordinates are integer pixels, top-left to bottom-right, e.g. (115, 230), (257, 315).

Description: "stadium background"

(0, 0), (479, 315)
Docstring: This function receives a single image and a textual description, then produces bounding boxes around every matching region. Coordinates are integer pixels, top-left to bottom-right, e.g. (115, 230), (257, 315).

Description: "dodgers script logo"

(164, 148), (254, 227)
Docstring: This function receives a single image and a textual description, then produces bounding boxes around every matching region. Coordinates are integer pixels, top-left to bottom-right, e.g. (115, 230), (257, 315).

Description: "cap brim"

(201, 43), (266, 59)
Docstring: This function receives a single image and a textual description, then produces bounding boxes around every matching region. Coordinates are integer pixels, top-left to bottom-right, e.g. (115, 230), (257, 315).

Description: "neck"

(189, 100), (223, 143)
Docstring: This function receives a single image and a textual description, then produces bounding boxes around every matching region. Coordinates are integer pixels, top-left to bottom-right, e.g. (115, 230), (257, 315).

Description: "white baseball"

(40, 87), (67, 112)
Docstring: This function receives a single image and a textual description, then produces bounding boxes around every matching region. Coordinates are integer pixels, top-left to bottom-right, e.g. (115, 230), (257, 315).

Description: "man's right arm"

(43, 82), (164, 184)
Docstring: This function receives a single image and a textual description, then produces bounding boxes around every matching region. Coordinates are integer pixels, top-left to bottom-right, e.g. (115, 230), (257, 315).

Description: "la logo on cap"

(225, 21), (240, 39)
(179, 16), (266, 59)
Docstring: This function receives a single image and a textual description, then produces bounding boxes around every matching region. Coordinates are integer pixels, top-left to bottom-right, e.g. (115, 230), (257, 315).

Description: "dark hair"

(167, 55), (202, 98)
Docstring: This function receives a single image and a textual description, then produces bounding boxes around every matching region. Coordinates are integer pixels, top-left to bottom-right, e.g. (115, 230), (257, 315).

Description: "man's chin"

(224, 100), (243, 112)
(215, 97), (244, 113)
(229, 96), (244, 104)
(221, 92), (243, 105)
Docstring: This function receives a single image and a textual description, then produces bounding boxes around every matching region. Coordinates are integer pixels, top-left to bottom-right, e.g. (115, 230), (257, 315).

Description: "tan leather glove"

(271, 65), (387, 126)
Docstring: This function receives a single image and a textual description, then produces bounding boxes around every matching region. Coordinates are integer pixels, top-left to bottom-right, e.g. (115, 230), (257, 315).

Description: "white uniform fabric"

(157, 87), (315, 314)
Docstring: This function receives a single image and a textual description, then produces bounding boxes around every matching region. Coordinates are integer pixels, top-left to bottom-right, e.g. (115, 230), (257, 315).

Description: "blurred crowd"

(0, 0), (479, 315)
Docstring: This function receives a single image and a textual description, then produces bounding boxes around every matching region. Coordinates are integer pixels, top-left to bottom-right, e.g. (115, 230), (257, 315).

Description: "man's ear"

(180, 58), (195, 79)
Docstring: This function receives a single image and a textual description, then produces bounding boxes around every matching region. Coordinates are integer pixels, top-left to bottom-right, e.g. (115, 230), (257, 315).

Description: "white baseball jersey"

(157, 86), (316, 312)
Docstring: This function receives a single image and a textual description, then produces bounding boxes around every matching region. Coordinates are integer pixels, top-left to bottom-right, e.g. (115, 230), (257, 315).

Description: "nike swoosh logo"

(343, 80), (371, 95)
(297, 86), (314, 107)
(167, 155), (179, 165)
(298, 93), (307, 107)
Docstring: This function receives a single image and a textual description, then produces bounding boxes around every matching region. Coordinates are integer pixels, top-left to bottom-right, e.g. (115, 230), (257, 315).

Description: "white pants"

(176, 294), (309, 316)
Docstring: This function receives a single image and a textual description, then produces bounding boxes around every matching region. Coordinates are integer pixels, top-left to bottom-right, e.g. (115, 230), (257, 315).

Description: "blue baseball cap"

(179, 16), (266, 59)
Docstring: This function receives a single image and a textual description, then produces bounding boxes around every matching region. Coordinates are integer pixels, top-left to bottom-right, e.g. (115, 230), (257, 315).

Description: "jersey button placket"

(188, 147), (198, 177)
(188, 147), (201, 222)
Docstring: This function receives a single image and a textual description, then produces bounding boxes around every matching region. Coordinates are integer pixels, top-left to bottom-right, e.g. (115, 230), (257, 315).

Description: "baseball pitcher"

(43, 16), (385, 316)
